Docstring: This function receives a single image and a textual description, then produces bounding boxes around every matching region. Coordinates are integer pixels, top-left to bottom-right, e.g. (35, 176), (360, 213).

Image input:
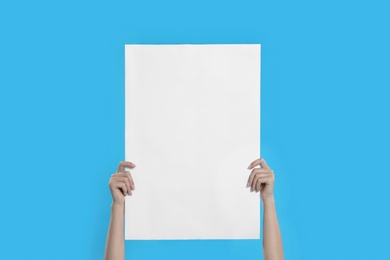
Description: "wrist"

(111, 201), (125, 209)
(262, 196), (275, 207)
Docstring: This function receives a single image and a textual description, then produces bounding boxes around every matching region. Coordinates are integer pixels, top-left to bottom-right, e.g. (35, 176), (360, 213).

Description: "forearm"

(262, 197), (283, 260)
(104, 203), (125, 260)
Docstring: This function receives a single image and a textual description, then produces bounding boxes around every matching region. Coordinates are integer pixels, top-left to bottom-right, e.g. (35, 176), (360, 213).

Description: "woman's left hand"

(247, 158), (275, 202)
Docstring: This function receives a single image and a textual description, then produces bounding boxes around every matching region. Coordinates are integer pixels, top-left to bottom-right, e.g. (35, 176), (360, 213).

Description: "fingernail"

(247, 164), (252, 169)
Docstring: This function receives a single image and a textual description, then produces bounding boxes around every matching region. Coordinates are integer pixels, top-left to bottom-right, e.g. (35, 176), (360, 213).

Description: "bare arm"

(104, 161), (136, 260)
(262, 197), (283, 260)
(105, 203), (125, 260)
(247, 158), (284, 260)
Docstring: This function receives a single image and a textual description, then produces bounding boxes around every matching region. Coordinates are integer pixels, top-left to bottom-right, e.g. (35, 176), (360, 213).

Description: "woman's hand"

(104, 161), (135, 260)
(248, 158), (283, 259)
(108, 161), (136, 206)
(247, 158), (275, 202)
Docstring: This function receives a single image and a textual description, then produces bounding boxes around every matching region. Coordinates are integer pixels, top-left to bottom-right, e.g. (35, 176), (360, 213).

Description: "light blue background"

(1, 0), (389, 259)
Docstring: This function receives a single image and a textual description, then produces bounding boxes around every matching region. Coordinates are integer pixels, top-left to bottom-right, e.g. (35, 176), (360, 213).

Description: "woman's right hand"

(108, 161), (136, 205)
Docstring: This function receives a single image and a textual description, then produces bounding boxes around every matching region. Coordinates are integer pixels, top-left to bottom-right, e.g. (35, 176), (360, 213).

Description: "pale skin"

(104, 158), (283, 260)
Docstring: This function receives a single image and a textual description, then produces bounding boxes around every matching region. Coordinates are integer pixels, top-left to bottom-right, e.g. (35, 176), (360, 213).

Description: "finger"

(247, 168), (271, 188)
(115, 172), (135, 190)
(125, 171), (135, 190)
(118, 182), (128, 196)
(252, 173), (270, 191)
(113, 172), (130, 177)
(247, 170), (257, 188)
(114, 177), (132, 195)
(110, 181), (128, 196)
(121, 177), (132, 195)
(255, 176), (273, 192)
(247, 158), (270, 170)
(117, 161), (136, 173)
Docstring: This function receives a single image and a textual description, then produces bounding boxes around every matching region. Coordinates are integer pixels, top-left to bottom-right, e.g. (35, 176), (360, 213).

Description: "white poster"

(125, 44), (260, 240)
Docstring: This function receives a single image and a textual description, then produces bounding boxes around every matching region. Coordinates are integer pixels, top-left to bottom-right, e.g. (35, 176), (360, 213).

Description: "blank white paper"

(125, 44), (260, 240)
